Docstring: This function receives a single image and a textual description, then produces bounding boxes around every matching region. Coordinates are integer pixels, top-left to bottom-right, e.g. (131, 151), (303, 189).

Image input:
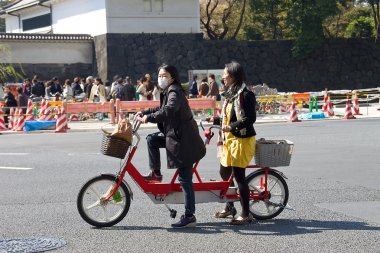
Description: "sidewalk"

(1, 105), (379, 135)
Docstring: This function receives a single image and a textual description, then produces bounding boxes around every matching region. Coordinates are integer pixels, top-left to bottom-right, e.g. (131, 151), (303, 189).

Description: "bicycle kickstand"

(158, 197), (177, 218)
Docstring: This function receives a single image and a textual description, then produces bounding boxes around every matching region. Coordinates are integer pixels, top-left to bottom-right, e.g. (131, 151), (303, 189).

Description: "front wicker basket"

(101, 133), (130, 159)
(255, 138), (294, 167)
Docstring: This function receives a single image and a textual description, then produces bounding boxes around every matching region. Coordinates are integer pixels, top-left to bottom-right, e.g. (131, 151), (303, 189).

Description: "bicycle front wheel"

(77, 174), (131, 227)
(246, 169), (289, 220)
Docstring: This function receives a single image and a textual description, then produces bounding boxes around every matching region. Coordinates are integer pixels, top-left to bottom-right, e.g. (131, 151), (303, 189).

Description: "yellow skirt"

(220, 133), (256, 168)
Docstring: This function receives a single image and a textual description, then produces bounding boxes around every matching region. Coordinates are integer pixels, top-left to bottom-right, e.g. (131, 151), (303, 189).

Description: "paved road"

(0, 118), (379, 253)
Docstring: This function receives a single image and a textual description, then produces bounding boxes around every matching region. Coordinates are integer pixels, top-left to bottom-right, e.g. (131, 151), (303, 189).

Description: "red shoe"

(143, 171), (163, 182)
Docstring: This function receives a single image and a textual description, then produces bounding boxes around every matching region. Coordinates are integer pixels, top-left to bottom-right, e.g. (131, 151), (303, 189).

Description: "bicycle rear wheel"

(77, 174), (131, 227)
(246, 169), (289, 220)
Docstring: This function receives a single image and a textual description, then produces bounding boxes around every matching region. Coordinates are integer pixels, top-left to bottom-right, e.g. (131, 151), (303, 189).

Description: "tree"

(358, 0), (380, 39)
(200, 0), (247, 40)
(248, 0), (292, 40)
(288, 0), (339, 58)
(0, 44), (24, 83)
(345, 16), (375, 37)
(324, 3), (372, 38)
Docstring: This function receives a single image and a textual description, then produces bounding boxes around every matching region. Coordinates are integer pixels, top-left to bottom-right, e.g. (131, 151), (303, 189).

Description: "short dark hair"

(158, 64), (181, 84)
(52, 76), (58, 81)
(208, 74), (215, 80)
(17, 87), (23, 93)
(225, 61), (246, 86)
(193, 75), (197, 81)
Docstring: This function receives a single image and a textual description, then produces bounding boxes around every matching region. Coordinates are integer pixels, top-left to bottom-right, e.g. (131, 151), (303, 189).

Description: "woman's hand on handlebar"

(134, 111), (148, 123)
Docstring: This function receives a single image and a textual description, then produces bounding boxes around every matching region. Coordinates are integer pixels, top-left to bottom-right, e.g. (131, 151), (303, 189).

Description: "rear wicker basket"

(100, 133), (130, 159)
(255, 138), (294, 167)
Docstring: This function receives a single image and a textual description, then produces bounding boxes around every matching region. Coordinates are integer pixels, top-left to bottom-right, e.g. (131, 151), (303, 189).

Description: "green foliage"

(248, 0), (292, 40)
(288, 0), (339, 58)
(345, 16), (375, 37)
(324, 5), (372, 38)
(0, 44), (24, 83)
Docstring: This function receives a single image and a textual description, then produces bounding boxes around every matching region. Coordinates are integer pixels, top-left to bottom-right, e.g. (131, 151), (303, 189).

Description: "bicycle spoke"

(85, 200), (100, 210)
(89, 186), (101, 199)
(102, 206), (110, 222)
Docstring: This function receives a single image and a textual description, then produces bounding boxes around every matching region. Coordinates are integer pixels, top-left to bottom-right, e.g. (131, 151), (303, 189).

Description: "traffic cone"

(14, 109), (25, 131)
(288, 103), (301, 122)
(70, 114), (79, 121)
(342, 96), (356, 120)
(322, 88), (328, 112)
(0, 109), (6, 131)
(44, 102), (54, 121)
(326, 94), (335, 117)
(55, 107), (67, 133)
(351, 90), (362, 115)
(61, 106), (70, 130)
(8, 107), (14, 129)
(12, 108), (20, 131)
(38, 99), (46, 120)
(25, 99), (34, 121)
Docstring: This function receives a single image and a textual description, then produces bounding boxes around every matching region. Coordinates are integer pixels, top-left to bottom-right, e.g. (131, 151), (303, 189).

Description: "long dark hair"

(158, 64), (181, 84)
(225, 61), (246, 96)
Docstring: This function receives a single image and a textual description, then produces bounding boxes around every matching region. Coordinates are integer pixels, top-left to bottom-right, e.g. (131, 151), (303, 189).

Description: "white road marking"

(0, 167), (33, 170)
(0, 153), (30, 156)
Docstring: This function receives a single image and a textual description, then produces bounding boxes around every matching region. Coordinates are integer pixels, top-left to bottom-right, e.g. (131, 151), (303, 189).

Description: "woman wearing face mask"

(135, 64), (206, 228)
(210, 61), (257, 225)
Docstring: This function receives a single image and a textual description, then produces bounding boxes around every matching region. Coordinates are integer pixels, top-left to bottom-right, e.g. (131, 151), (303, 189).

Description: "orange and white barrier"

(55, 107), (67, 133)
(342, 96), (356, 120)
(14, 109), (25, 131)
(351, 90), (362, 115)
(322, 89), (328, 112)
(25, 99), (34, 121)
(8, 107), (14, 129)
(38, 99), (46, 120)
(0, 109), (6, 130)
(288, 103), (301, 122)
(326, 94), (334, 117)
(69, 114), (79, 121)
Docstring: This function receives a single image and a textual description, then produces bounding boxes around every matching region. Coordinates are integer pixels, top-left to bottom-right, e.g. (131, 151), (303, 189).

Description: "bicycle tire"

(246, 169), (289, 220)
(77, 174), (131, 227)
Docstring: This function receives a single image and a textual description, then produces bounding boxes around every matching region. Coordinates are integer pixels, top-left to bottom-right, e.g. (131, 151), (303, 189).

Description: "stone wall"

(97, 33), (380, 91)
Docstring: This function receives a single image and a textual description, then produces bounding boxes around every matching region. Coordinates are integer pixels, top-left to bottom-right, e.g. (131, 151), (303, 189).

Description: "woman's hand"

(134, 111), (143, 121)
(141, 115), (148, 123)
(222, 125), (231, 132)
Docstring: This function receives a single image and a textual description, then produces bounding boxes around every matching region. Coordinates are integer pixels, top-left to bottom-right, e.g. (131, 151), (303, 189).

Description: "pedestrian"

(207, 74), (220, 100)
(152, 83), (161, 101)
(90, 77), (107, 120)
(211, 61), (257, 225)
(120, 78), (136, 101)
(136, 64), (206, 228)
(63, 79), (73, 100)
(189, 75), (198, 98)
(23, 79), (32, 97)
(3, 85), (17, 124)
(198, 77), (209, 98)
(31, 78), (45, 98)
(16, 86), (28, 113)
(84, 76), (93, 100)
(136, 77), (150, 101)
(145, 73), (154, 100)
(71, 77), (84, 98)
(50, 77), (63, 96)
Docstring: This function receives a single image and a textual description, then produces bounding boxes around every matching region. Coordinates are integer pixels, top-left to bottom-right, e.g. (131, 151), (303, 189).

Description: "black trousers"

(220, 164), (250, 217)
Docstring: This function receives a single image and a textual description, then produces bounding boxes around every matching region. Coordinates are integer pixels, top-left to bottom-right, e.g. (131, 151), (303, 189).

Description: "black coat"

(143, 83), (206, 169)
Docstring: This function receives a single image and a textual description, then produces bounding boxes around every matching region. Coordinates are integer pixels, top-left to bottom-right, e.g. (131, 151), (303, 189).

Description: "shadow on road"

(100, 219), (380, 235)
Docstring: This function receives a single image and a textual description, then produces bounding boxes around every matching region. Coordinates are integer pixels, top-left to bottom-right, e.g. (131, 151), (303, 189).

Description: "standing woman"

(136, 64), (206, 228)
(213, 61), (257, 225)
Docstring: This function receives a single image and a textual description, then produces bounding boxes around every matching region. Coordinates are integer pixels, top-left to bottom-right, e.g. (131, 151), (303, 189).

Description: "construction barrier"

(115, 98), (217, 123)
(63, 99), (116, 124)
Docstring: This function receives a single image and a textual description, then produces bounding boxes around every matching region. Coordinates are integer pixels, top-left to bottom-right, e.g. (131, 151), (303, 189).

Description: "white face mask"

(158, 77), (172, 90)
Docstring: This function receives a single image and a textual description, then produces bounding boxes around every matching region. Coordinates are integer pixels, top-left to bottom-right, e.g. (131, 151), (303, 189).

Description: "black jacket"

(143, 83), (206, 169)
(214, 87), (257, 138)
